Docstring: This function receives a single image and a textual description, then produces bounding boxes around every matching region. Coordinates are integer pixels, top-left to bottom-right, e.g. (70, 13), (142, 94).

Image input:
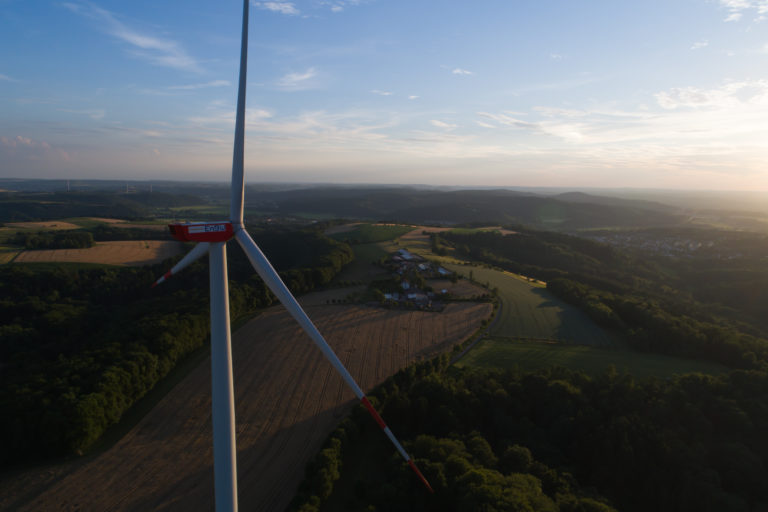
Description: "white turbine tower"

(153, 1), (433, 510)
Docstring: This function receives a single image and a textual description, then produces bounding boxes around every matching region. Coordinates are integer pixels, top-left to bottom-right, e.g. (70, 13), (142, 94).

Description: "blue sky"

(1, 0), (767, 190)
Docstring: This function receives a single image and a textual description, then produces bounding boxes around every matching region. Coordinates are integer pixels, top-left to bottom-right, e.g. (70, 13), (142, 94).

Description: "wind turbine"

(152, 1), (433, 509)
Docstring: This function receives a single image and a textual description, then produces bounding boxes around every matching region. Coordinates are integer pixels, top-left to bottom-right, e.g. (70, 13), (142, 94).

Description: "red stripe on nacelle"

(361, 396), (387, 430)
(169, 222), (234, 243)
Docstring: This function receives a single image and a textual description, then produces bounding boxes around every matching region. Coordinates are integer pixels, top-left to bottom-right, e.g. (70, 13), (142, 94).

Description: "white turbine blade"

(235, 229), (364, 397)
(209, 242), (238, 511)
(152, 242), (210, 287)
(235, 229), (434, 492)
(229, 0), (249, 228)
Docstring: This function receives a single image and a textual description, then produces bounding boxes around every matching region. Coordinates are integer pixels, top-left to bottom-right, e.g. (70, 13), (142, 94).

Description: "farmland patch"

(456, 338), (727, 378)
(13, 240), (183, 266)
(13, 301), (492, 512)
(6, 221), (80, 230)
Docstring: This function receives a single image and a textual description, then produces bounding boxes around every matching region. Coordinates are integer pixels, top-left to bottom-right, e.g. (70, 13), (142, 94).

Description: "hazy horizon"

(2, 1), (768, 190)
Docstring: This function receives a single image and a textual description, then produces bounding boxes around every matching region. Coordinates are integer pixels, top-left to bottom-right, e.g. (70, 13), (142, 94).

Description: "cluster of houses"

(379, 249), (454, 310)
(586, 232), (744, 260)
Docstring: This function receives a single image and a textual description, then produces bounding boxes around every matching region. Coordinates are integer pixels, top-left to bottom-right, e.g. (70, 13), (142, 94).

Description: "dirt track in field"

(8, 301), (491, 512)
(13, 241), (183, 266)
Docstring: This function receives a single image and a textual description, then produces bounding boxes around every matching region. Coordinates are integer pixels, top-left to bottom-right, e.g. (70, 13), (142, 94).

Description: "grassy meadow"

(456, 338), (727, 378)
(444, 263), (615, 346)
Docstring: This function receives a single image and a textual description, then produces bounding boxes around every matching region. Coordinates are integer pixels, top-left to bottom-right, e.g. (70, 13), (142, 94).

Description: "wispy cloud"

(430, 120), (457, 130)
(0, 73), (17, 82)
(57, 108), (106, 120)
(550, 53), (564, 60)
(719, 0), (768, 22)
(0, 135), (70, 162)
(62, 1), (201, 72)
(655, 80), (768, 109)
(320, 0), (365, 13)
(691, 40), (709, 50)
(408, 95), (420, 100)
(452, 68), (474, 75)
(371, 89), (393, 96)
(479, 79), (768, 150)
(168, 80), (231, 90)
(277, 67), (318, 90)
(254, 2), (300, 15)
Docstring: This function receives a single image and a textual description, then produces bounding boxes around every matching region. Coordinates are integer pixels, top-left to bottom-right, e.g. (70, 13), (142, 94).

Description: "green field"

(329, 223), (414, 244)
(333, 242), (390, 284)
(445, 264), (615, 347)
(456, 338), (727, 378)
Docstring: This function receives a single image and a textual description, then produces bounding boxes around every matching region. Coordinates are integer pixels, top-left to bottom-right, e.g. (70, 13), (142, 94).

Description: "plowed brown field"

(5, 301), (491, 512)
(13, 241), (182, 266)
(6, 221), (81, 230)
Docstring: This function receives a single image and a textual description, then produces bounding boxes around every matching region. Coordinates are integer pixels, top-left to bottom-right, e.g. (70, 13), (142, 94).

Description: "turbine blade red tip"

(151, 270), (173, 289)
(408, 459), (434, 493)
(361, 396), (387, 430)
(360, 397), (434, 493)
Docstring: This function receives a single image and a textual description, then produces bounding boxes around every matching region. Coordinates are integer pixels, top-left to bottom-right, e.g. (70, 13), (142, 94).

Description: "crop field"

(396, 226), (468, 264)
(444, 264), (615, 347)
(456, 338), (727, 378)
(11, 301), (492, 512)
(13, 240), (183, 266)
(5, 221), (81, 230)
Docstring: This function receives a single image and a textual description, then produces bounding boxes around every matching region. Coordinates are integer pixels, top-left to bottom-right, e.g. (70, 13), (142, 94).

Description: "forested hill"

(0, 191), (206, 222)
(254, 188), (683, 230)
(292, 359), (768, 512)
(0, 183), (684, 230)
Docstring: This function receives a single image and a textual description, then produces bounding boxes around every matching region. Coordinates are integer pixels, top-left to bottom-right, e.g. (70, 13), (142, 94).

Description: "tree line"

(10, 230), (94, 250)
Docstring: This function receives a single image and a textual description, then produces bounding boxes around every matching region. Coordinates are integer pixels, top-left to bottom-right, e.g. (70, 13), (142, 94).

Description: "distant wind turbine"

(152, 1), (433, 510)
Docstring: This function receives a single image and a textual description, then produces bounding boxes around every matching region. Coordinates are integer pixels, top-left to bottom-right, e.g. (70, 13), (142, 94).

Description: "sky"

(1, 0), (767, 190)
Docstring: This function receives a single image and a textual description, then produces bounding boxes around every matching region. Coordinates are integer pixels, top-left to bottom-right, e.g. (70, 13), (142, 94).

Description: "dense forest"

(291, 359), (768, 512)
(0, 228), (352, 465)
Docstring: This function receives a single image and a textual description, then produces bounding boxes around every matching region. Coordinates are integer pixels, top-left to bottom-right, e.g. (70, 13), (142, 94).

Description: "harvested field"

(6, 221), (80, 230)
(399, 226), (452, 242)
(13, 241), (183, 266)
(7, 302), (491, 512)
(113, 223), (168, 230)
(86, 217), (126, 224)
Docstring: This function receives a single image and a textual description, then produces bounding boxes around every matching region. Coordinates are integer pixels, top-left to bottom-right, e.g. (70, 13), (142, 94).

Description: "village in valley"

(370, 248), (469, 311)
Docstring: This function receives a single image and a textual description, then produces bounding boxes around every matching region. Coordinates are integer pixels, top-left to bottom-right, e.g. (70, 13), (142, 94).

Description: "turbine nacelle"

(169, 222), (235, 243)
